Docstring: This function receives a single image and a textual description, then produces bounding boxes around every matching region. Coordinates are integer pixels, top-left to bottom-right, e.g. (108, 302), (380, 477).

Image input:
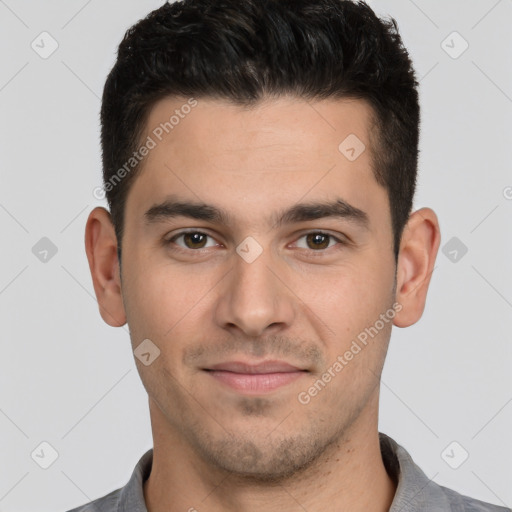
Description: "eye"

(164, 230), (347, 254)
(293, 232), (345, 251)
(166, 231), (220, 250)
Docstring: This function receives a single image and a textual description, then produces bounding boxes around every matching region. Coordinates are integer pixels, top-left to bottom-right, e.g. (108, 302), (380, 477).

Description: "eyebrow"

(144, 195), (370, 230)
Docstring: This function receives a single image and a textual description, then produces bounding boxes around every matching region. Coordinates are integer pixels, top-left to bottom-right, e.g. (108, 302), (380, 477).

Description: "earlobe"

(84, 207), (127, 327)
(393, 207), (441, 328)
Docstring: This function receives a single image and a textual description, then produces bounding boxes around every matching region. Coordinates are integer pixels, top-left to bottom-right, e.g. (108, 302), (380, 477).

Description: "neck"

(143, 394), (397, 512)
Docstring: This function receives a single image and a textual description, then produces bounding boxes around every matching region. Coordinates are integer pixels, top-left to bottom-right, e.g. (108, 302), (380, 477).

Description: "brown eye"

(291, 231), (347, 255)
(167, 231), (218, 250)
(305, 233), (331, 250)
(182, 232), (208, 249)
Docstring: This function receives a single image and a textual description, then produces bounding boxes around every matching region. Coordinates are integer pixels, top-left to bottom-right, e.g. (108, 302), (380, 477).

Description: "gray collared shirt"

(65, 432), (510, 512)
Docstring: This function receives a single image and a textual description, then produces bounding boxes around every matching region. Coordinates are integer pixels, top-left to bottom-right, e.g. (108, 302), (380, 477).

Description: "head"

(86, 0), (440, 481)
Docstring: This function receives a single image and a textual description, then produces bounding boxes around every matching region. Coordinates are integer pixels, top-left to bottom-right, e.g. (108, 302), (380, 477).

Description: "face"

(116, 95), (399, 479)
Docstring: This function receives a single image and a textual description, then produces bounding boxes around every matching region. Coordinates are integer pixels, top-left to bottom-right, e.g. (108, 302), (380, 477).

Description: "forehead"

(143, 94), (376, 166)
(124, 95), (389, 234)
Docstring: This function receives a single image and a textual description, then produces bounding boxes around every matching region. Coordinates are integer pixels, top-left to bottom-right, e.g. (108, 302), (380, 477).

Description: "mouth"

(202, 360), (309, 394)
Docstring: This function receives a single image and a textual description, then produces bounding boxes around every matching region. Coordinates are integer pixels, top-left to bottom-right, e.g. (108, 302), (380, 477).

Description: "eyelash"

(163, 230), (348, 256)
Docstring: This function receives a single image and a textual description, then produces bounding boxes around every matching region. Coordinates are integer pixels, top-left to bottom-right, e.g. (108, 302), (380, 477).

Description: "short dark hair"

(100, 0), (419, 262)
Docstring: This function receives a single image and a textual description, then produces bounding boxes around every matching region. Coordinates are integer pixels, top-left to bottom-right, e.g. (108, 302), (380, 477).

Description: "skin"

(85, 95), (440, 512)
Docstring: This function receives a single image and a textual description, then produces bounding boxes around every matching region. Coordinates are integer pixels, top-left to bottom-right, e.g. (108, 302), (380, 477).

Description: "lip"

(203, 360), (308, 394)
(207, 360), (304, 373)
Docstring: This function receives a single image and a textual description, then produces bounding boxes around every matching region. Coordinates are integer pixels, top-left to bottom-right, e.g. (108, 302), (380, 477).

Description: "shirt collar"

(117, 433), (450, 511)
(380, 433), (452, 511)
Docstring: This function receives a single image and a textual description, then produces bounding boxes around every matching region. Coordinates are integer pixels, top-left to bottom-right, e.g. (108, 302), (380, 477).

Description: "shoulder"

(438, 484), (510, 512)
(63, 487), (122, 512)
(379, 433), (510, 512)
(63, 448), (153, 512)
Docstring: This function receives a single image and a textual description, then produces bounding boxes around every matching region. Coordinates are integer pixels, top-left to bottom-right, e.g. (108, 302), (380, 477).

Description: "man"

(67, 0), (509, 511)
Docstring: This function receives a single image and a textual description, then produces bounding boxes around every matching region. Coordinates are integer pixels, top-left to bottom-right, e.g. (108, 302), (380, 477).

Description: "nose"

(213, 243), (296, 338)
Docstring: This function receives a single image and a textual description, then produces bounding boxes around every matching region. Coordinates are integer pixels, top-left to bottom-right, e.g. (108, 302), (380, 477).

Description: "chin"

(189, 428), (337, 483)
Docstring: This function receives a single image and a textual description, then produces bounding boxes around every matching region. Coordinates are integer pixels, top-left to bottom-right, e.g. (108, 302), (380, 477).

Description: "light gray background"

(0, 1), (511, 511)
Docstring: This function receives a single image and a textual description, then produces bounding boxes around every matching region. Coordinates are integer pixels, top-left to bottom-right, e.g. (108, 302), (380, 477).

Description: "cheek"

(125, 262), (214, 341)
(293, 260), (394, 355)
(297, 261), (389, 318)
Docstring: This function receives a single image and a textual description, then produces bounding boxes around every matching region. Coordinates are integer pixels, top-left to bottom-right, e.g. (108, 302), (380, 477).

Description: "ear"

(393, 207), (441, 328)
(84, 207), (127, 327)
